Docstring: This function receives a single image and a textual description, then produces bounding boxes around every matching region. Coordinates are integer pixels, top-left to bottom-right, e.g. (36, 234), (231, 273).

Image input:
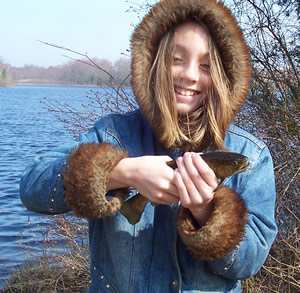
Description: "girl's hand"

(107, 156), (179, 205)
(174, 152), (219, 226)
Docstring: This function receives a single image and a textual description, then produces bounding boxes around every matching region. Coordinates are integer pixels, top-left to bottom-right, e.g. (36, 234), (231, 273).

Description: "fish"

(119, 152), (249, 225)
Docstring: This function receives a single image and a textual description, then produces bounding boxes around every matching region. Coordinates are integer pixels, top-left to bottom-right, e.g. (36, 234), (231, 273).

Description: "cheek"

(201, 73), (212, 89)
(171, 65), (179, 81)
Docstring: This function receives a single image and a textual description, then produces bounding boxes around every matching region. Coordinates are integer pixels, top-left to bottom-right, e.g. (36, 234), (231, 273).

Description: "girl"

(20, 0), (277, 292)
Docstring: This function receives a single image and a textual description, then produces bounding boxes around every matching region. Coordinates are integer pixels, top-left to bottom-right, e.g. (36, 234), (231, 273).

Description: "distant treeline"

(0, 57), (131, 87)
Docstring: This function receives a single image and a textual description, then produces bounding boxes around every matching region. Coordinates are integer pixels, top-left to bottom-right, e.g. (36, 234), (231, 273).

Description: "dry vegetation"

(3, 215), (90, 293)
(0, 46), (131, 88)
(231, 1), (300, 292)
(3, 0), (299, 292)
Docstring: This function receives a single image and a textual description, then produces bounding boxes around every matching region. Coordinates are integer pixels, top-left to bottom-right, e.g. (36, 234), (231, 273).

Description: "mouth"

(240, 161), (250, 172)
(175, 86), (200, 97)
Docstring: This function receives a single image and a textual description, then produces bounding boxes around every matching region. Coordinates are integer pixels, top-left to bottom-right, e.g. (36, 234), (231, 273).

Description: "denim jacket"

(20, 109), (277, 293)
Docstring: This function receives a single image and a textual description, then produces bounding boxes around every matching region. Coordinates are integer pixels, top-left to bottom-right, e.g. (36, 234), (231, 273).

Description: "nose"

(181, 61), (200, 83)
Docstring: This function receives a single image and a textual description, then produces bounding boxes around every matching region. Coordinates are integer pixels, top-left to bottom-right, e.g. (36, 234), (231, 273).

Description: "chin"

(177, 104), (200, 115)
(176, 98), (205, 115)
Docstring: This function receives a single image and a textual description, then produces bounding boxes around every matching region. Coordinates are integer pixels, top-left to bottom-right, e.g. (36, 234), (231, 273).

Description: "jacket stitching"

(48, 159), (66, 212)
(91, 261), (117, 293)
(228, 125), (266, 149)
(106, 128), (125, 151)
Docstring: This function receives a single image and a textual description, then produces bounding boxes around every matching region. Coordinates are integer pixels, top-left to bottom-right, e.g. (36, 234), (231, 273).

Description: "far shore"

(0, 79), (133, 88)
(0, 79), (100, 87)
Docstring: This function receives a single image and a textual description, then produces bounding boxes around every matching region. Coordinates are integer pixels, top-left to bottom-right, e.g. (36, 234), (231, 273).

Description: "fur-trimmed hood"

(131, 0), (251, 147)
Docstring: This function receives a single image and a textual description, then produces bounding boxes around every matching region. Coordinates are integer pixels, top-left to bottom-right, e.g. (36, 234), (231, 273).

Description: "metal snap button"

(171, 280), (178, 288)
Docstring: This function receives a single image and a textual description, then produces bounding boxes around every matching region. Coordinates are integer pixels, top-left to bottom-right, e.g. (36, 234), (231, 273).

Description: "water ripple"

(0, 85), (109, 289)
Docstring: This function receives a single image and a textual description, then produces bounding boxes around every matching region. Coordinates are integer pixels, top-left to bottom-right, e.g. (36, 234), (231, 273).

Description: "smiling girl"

(20, 0), (277, 292)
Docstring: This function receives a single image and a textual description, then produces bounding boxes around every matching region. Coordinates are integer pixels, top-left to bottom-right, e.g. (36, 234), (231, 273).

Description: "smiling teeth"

(175, 88), (199, 96)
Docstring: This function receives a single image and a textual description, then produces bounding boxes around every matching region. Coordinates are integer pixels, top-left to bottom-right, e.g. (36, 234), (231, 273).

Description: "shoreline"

(3, 80), (99, 87)
(0, 80), (130, 88)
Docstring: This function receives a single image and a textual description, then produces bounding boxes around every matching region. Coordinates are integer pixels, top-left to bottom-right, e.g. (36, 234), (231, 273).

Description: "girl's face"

(171, 22), (212, 115)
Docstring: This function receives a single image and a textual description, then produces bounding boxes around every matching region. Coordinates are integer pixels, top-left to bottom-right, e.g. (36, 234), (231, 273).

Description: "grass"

(3, 209), (299, 292)
(3, 261), (90, 293)
(3, 214), (90, 293)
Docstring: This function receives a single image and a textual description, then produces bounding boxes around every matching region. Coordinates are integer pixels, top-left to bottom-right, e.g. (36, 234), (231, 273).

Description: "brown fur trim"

(131, 0), (251, 144)
(176, 185), (247, 260)
(63, 143), (129, 219)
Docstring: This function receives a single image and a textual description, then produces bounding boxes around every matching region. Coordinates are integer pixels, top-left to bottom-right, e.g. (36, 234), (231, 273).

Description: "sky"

(0, 0), (158, 67)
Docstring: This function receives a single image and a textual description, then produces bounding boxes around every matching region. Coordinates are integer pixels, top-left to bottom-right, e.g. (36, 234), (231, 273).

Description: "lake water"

(0, 85), (132, 289)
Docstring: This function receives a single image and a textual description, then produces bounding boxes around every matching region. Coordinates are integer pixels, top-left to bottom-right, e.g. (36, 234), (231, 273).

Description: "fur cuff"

(63, 143), (129, 219)
(176, 185), (247, 260)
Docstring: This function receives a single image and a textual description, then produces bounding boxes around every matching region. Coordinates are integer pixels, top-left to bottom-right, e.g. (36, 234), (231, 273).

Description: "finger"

(174, 168), (191, 206)
(176, 156), (201, 205)
(192, 152), (219, 189)
(179, 154), (215, 203)
(182, 152), (203, 184)
(151, 191), (179, 205)
(168, 182), (180, 198)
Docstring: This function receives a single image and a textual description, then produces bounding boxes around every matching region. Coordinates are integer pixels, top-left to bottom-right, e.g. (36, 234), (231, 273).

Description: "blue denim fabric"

(20, 109), (277, 293)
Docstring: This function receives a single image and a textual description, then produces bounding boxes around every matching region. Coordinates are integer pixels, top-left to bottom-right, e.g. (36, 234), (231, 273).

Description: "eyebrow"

(174, 44), (209, 58)
(174, 44), (188, 53)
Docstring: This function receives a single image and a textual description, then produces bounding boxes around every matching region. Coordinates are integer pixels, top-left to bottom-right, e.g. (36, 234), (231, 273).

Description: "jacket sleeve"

(176, 146), (278, 279)
(20, 119), (129, 217)
(176, 185), (247, 260)
(63, 142), (129, 218)
(20, 142), (77, 215)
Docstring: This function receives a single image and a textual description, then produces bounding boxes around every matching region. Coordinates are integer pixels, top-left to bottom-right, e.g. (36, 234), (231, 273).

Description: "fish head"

(202, 152), (249, 179)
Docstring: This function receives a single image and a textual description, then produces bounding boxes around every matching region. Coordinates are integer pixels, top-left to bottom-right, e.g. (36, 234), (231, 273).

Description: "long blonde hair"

(149, 20), (233, 151)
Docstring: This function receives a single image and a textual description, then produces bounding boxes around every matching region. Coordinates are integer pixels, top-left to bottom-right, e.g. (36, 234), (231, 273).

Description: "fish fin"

(214, 178), (225, 192)
(166, 160), (177, 169)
